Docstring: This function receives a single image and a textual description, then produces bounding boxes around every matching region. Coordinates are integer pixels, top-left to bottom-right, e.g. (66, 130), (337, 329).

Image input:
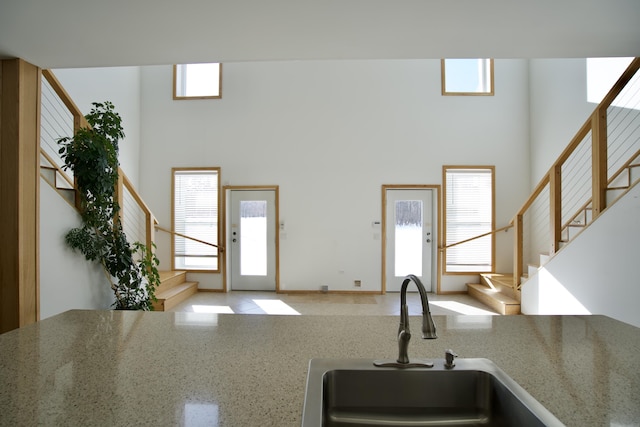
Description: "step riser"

(467, 285), (520, 316)
(154, 283), (198, 311)
(157, 272), (187, 294)
(479, 275), (520, 302)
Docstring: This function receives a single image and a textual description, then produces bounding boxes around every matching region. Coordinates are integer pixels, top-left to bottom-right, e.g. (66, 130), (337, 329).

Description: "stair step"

(480, 273), (520, 302)
(153, 281), (198, 311)
(467, 284), (520, 315)
(157, 270), (187, 294)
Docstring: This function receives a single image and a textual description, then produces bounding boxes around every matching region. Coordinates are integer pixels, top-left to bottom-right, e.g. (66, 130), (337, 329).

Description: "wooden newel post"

(591, 108), (608, 220)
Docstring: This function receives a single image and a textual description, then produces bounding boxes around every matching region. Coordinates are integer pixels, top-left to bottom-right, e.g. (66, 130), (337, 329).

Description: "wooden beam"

(0, 59), (40, 333)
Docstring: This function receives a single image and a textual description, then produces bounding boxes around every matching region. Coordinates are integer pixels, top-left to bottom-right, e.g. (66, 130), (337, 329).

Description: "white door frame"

(222, 185), (280, 292)
(381, 185), (441, 294)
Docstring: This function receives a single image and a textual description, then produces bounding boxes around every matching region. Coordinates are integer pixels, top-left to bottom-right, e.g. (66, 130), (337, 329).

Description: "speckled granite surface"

(1, 311), (639, 426)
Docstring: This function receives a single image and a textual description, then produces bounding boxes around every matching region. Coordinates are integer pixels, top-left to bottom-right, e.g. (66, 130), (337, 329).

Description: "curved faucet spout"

(397, 275), (437, 364)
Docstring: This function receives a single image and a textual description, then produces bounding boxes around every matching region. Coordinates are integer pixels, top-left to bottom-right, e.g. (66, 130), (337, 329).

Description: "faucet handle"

(444, 349), (458, 369)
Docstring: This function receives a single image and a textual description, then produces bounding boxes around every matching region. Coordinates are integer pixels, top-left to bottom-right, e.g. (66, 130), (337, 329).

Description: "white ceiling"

(1, 0), (639, 69)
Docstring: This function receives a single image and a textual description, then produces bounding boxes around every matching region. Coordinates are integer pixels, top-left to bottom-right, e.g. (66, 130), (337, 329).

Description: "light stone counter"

(1, 311), (639, 426)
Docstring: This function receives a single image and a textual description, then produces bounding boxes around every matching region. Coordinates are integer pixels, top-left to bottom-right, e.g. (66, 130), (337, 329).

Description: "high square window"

(173, 63), (222, 99)
(441, 59), (494, 96)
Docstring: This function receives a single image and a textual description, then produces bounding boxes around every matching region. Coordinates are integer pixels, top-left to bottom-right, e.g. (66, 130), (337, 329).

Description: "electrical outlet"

(354, 280), (361, 287)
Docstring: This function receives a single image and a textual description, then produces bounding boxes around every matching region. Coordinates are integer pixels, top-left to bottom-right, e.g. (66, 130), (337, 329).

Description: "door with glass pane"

(384, 188), (434, 292)
(229, 189), (277, 291)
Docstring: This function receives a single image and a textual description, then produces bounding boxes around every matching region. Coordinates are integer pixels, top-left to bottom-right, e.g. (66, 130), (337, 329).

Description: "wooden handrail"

(42, 69), (90, 130)
(120, 168), (154, 217)
(441, 224), (513, 250)
(155, 225), (224, 252)
(511, 57), (640, 289)
(514, 58), (640, 224)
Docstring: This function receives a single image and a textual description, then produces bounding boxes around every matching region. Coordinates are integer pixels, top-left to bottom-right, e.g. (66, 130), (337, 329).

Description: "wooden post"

(591, 108), (608, 219)
(549, 165), (562, 254)
(0, 59), (40, 333)
(513, 214), (523, 289)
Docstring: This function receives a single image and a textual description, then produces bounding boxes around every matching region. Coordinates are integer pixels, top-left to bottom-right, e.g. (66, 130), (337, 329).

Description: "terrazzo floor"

(168, 290), (500, 316)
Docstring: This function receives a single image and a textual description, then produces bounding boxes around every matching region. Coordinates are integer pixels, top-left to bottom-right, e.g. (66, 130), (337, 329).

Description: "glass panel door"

(384, 188), (434, 292)
(394, 200), (423, 277)
(240, 200), (267, 276)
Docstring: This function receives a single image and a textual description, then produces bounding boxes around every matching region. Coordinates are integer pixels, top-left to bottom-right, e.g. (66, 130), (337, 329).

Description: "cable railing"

(41, 70), (155, 255)
(514, 57), (640, 289)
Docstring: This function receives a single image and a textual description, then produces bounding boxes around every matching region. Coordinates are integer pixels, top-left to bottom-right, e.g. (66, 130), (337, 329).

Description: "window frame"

(441, 58), (494, 96)
(173, 63), (223, 100)
(171, 167), (221, 273)
(442, 165), (495, 274)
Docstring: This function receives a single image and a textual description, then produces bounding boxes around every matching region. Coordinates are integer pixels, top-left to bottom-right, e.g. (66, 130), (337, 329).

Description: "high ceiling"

(1, 0), (639, 69)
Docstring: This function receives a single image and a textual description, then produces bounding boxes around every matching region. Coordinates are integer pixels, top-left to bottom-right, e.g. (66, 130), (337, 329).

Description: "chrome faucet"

(397, 275), (437, 364)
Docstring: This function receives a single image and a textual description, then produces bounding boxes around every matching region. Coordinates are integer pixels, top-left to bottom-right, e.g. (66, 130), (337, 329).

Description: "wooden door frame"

(381, 185), (442, 294)
(222, 185), (280, 293)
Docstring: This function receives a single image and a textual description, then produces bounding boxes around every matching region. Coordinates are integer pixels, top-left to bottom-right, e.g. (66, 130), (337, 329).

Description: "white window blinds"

(445, 168), (494, 272)
(173, 169), (219, 271)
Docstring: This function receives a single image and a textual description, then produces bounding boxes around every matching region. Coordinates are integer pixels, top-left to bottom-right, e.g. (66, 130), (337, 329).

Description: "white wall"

(521, 183), (640, 328)
(528, 59), (596, 186)
(40, 180), (114, 319)
(139, 59), (531, 292)
(53, 67), (142, 186)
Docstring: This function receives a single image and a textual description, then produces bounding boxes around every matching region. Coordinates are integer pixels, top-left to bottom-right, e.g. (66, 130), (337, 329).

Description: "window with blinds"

(172, 168), (220, 271)
(443, 166), (494, 273)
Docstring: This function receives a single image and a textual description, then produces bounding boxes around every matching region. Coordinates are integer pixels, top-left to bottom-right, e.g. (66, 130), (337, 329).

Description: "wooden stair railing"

(512, 57), (640, 291)
(440, 224), (513, 251)
(41, 69), (158, 256)
(155, 224), (224, 252)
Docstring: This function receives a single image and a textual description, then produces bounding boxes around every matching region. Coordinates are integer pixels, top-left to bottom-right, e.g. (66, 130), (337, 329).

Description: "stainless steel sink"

(302, 358), (564, 427)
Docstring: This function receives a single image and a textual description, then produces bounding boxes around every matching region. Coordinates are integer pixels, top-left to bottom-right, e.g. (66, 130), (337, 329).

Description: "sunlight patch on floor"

(192, 305), (235, 314)
(253, 299), (300, 315)
(430, 300), (498, 316)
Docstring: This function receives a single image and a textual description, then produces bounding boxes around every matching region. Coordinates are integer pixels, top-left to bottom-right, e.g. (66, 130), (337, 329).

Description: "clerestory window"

(172, 168), (221, 271)
(441, 59), (494, 96)
(173, 63), (222, 99)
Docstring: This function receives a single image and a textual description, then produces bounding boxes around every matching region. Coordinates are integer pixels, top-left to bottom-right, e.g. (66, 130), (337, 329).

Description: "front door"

(229, 189), (277, 291)
(384, 188), (435, 292)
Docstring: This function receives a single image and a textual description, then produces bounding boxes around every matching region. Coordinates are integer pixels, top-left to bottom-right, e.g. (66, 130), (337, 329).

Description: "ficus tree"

(58, 101), (160, 310)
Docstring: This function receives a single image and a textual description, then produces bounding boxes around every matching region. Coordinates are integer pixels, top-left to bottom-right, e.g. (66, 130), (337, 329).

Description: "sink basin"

(302, 358), (564, 427)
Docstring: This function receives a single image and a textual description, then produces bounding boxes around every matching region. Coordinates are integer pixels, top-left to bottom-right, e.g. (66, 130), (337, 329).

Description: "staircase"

(467, 274), (521, 315)
(153, 271), (199, 311)
(40, 155), (76, 207)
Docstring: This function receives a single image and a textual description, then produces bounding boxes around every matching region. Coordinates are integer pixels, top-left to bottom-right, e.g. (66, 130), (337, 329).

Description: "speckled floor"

(168, 291), (500, 316)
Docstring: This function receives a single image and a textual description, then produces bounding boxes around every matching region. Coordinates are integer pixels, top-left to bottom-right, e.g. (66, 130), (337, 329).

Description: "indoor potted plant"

(57, 101), (160, 310)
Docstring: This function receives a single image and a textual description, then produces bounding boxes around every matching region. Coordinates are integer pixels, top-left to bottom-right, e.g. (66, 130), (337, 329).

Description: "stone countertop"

(1, 311), (639, 426)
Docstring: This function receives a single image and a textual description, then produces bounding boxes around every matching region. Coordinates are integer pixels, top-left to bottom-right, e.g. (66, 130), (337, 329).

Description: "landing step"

(153, 281), (198, 311)
(467, 284), (520, 315)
